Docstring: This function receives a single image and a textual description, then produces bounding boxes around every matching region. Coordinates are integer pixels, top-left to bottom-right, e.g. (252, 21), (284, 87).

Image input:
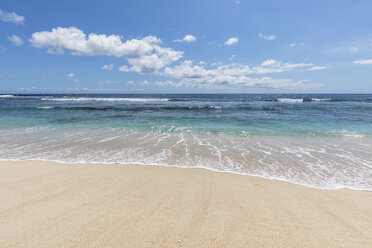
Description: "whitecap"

(311, 98), (332, 102)
(277, 98), (303, 103)
(209, 106), (222, 109)
(0, 94), (15, 98)
(37, 106), (54, 109)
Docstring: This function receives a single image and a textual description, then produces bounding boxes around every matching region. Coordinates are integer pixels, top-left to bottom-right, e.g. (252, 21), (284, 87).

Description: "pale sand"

(1, 161), (372, 248)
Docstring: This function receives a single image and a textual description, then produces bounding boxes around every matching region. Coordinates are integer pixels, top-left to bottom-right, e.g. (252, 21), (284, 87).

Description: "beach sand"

(0, 161), (372, 248)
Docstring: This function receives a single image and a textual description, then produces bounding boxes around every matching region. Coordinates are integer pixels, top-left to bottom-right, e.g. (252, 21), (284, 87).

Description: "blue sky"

(1, 0), (372, 93)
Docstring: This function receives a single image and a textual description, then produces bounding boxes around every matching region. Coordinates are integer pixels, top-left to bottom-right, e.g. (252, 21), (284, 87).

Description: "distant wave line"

(277, 98), (333, 103)
(41, 97), (170, 102)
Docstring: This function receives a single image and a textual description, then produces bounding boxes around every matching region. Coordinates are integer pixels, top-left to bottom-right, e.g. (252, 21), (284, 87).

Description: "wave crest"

(277, 98), (303, 103)
(41, 97), (170, 102)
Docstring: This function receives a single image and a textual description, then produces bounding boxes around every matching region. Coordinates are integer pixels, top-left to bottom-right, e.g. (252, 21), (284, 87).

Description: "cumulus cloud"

(258, 33), (276, 41)
(159, 59), (322, 89)
(0, 9), (24, 25)
(101, 64), (114, 70)
(173, 34), (196, 43)
(352, 59), (372, 65)
(224, 37), (239, 46)
(118, 65), (130, 72)
(29, 27), (183, 73)
(8, 34), (23, 46)
(260, 59), (276, 67)
(28, 27), (322, 90)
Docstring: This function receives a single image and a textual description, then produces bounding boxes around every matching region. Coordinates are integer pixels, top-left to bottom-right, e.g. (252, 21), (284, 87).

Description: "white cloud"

(261, 59), (276, 67)
(352, 59), (372, 65)
(160, 59), (322, 89)
(331, 47), (359, 53)
(348, 46), (359, 52)
(155, 78), (305, 89)
(235, 0), (241, 4)
(127, 80), (149, 85)
(305, 66), (328, 71)
(253, 60), (315, 74)
(289, 43), (304, 47)
(30, 27), (183, 73)
(162, 59), (317, 79)
(0, 9), (24, 25)
(258, 33), (276, 41)
(183, 35), (196, 42)
(155, 80), (180, 87)
(118, 65), (130, 72)
(65, 73), (79, 82)
(8, 34), (23, 46)
(97, 80), (115, 84)
(101, 64), (114, 70)
(66, 73), (74, 78)
(28, 27), (323, 90)
(173, 34), (196, 43)
(65, 73), (80, 82)
(224, 37), (239, 46)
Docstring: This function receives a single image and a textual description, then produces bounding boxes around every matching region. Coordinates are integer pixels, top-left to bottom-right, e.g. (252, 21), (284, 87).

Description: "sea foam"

(277, 98), (303, 103)
(0, 129), (371, 191)
(311, 98), (332, 101)
(37, 106), (54, 109)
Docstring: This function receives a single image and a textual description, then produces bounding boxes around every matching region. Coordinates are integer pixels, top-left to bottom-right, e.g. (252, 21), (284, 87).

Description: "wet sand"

(1, 160), (371, 247)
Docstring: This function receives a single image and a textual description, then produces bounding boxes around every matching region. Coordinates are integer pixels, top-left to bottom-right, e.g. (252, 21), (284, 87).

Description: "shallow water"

(1, 94), (371, 190)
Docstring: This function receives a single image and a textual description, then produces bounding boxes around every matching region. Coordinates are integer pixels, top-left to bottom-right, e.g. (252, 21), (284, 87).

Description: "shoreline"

(1, 160), (372, 247)
(1, 159), (370, 192)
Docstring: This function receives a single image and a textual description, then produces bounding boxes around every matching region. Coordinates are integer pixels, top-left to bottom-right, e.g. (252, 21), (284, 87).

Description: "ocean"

(0, 93), (371, 190)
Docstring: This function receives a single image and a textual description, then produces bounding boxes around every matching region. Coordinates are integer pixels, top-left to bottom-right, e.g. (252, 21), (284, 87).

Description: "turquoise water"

(0, 94), (371, 190)
(0, 94), (371, 136)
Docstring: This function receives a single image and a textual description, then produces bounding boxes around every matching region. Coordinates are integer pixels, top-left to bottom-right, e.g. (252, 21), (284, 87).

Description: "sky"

(0, 0), (372, 94)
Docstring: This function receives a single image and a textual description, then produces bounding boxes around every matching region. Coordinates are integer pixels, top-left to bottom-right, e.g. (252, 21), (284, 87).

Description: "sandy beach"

(1, 160), (372, 248)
